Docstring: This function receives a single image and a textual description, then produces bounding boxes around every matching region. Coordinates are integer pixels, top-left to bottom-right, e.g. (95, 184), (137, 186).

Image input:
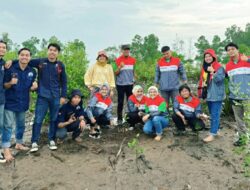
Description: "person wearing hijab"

(198, 49), (225, 142)
(142, 86), (169, 141)
(85, 84), (114, 139)
(126, 85), (147, 130)
(84, 50), (115, 96)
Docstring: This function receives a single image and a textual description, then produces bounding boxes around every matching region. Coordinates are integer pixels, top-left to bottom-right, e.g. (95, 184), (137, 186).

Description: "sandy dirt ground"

(0, 115), (250, 190)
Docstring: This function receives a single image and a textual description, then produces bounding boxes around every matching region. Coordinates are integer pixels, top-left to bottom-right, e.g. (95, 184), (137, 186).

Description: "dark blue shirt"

(0, 58), (5, 105)
(13, 58), (67, 99)
(57, 101), (85, 125)
(4, 63), (36, 112)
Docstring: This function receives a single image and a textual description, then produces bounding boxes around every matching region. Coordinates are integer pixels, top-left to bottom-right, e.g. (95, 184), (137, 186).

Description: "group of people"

(0, 40), (249, 163)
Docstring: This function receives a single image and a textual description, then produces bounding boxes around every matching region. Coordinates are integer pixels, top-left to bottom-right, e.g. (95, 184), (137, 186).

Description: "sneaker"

(0, 153), (6, 164)
(30, 142), (39, 153)
(48, 140), (57, 150)
(128, 126), (134, 131)
(89, 133), (101, 139)
(95, 127), (102, 134)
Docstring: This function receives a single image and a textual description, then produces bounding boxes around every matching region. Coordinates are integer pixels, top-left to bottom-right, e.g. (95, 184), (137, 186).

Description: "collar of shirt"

(184, 96), (192, 103)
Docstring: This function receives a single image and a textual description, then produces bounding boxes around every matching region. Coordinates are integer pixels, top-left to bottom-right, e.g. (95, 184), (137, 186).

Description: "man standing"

(225, 42), (250, 146)
(0, 40), (7, 163)
(2, 48), (37, 162)
(10, 43), (67, 152)
(30, 43), (67, 152)
(113, 45), (136, 124)
(155, 46), (187, 106)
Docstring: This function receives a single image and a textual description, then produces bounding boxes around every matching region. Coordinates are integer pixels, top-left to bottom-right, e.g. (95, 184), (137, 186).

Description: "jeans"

(31, 96), (60, 143)
(2, 110), (26, 148)
(56, 120), (81, 140)
(0, 104), (4, 143)
(207, 101), (223, 135)
(116, 85), (133, 120)
(160, 90), (178, 105)
(172, 113), (205, 131)
(143, 116), (169, 136)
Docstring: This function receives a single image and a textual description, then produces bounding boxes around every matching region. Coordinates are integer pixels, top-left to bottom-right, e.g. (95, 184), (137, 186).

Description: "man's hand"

(10, 77), (18, 85)
(4, 60), (12, 69)
(241, 54), (249, 62)
(30, 81), (38, 91)
(60, 97), (66, 105)
(68, 114), (76, 124)
(119, 62), (125, 69)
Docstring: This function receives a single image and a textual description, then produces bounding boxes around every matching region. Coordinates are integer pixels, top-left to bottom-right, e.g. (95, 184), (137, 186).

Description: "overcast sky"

(1, 0), (249, 62)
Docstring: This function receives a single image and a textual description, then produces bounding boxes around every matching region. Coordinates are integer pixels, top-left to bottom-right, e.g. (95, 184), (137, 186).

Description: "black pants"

(172, 114), (205, 131)
(126, 111), (143, 127)
(116, 85), (133, 120)
(86, 114), (110, 127)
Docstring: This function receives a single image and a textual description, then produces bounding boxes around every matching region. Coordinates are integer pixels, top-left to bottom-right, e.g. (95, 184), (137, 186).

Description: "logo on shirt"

(76, 106), (81, 110)
(28, 72), (34, 78)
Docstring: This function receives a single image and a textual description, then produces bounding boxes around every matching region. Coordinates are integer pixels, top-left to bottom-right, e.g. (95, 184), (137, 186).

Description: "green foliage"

(1, 33), (89, 111)
(128, 133), (144, 157)
(60, 39), (89, 98)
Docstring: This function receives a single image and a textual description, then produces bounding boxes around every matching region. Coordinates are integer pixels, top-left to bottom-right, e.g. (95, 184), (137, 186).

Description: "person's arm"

(3, 68), (17, 89)
(240, 54), (250, 63)
(84, 65), (94, 90)
(154, 64), (160, 86)
(58, 115), (77, 128)
(105, 103), (113, 121)
(86, 96), (98, 120)
(195, 104), (202, 118)
(60, 64), (67, 98)
(108, 65), (115, 96)
(212, 67), (225, 84)
(127, 99), (137, 112)
(142, 105), (150, 122)
(57, 106), (71, 128)
(113, 60), (124, 75)
(178, 62), (187, 83)
(30, 69), (38, 91)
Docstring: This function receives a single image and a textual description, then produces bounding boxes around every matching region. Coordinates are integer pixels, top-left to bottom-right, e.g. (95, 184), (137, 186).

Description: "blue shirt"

(0, 58), (5, 105)
(13, 58), (67, 99)
(4, 63), (36, 112)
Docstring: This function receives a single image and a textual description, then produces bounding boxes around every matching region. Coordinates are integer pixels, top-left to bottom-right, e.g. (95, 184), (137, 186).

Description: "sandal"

(3, 148), (14, 162)
(15, 144), (29, 151)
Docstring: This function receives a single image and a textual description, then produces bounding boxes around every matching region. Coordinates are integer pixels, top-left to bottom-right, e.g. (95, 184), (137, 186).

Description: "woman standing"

(198, 49), (225, 142)
(84, 51), (115, 96)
